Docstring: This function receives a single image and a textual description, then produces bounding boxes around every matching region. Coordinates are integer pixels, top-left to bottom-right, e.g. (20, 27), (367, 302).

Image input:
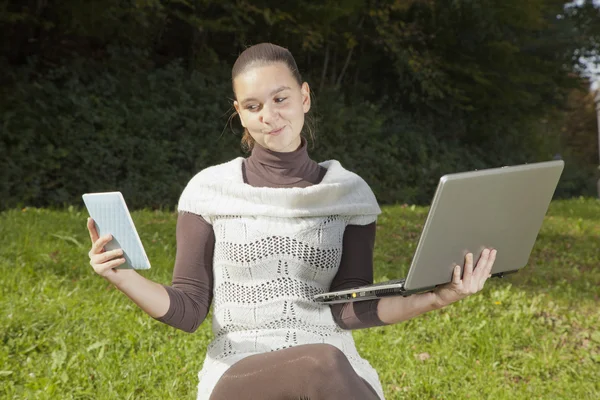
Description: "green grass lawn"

(1, 198), (599, 399)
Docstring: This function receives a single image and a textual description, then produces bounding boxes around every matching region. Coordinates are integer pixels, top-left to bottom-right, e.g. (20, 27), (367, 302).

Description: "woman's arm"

(376, 292), (440, 325)
(377, 250), (497, 324)
(330, 221), (497, 328)
(87, 219), (171, 317)
(86, 212), (214, 333)
(114, 271), (171, 318)
(329, 223), (386, 330)
(330, 223), (437, 328)
(153, 212), (215, 333)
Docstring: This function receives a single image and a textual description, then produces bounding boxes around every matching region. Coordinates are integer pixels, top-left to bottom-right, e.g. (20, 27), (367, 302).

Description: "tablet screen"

(82, 192), (151, 270)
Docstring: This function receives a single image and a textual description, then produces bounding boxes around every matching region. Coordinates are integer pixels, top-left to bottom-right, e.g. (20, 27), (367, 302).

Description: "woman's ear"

(233, 101), (246, 127)
(301, 82), (311, 113)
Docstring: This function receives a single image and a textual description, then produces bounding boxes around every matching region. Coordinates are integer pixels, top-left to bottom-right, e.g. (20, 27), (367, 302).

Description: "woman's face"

(234, 62), (310, 152)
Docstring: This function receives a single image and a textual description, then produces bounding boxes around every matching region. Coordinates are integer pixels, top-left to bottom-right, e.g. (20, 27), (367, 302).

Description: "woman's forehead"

(234, 63), (297, 96)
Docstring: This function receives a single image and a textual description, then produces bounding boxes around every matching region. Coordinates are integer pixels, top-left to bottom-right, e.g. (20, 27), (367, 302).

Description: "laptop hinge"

(491, 269), (519, 279)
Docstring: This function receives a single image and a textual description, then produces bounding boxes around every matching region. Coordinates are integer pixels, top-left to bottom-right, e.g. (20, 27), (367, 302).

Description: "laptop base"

(314, 270), (517, 304)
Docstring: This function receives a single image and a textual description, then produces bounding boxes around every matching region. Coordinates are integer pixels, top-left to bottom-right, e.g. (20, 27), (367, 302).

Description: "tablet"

(82, 191), (151, 270)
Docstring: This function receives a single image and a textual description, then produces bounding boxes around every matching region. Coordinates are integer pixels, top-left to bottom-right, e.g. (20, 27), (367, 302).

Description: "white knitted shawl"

(178, 157), (385, 400)
(178, 157), (381, 221)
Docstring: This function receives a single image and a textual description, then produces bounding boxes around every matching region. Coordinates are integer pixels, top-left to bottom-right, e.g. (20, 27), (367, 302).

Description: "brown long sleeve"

(329, 223), (385, 330)
(154, 212), (214, 333)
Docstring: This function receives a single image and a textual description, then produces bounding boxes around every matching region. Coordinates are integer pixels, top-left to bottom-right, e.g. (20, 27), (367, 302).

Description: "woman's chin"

(264, 135), (300, 153)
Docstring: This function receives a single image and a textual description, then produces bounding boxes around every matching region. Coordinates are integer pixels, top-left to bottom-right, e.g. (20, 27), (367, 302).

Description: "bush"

(553, 160), (599, 199)
(1, 47), (239, 210)
(1, 49), (596, 211)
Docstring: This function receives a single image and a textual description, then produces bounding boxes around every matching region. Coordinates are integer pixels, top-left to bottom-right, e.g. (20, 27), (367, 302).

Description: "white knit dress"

(178, 157), (385, 400)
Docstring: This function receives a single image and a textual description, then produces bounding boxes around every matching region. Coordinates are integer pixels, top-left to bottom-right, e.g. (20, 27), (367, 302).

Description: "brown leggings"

(209, 344), (380, 400)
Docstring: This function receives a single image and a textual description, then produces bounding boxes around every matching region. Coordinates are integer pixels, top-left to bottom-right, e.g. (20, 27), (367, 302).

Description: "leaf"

(86, 341), (108, 352)
(21, 344), (38, 354)
(51, 349), (67, 370)
(0, 371), (13, 376)
(51, 233), (83, 248)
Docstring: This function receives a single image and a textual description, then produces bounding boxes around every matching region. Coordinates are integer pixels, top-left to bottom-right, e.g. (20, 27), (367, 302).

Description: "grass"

(1, 198), (599, 399)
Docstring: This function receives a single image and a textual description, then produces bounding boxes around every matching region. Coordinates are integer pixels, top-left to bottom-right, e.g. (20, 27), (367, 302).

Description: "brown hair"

(231, 43), (315, 151)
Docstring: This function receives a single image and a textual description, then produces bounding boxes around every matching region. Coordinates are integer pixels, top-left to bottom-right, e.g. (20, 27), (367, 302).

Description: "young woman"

(86, 43), (497, 400)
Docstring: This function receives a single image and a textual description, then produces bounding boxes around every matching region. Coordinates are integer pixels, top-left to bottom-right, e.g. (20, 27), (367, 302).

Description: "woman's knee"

(298, 344), (365, 398)
(301, 344), (354, 383)
(306, 344), (350, 371)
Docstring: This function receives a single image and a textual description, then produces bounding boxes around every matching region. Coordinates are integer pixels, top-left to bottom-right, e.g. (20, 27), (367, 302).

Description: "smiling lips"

(267, 127), (285, 136)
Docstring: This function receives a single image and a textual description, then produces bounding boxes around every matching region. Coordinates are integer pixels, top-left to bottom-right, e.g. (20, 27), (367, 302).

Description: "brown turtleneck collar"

(242, 136), (327, 188)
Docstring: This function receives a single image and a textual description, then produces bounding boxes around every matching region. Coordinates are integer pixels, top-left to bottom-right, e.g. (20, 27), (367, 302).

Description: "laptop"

(313, 160), (564, 304)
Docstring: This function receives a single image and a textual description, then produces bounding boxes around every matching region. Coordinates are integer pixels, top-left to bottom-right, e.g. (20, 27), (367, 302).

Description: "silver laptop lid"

(404, 160), (564, 291)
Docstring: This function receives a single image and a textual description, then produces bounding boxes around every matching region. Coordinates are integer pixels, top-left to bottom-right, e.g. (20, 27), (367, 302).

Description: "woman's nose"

(259, 104), (277, 124)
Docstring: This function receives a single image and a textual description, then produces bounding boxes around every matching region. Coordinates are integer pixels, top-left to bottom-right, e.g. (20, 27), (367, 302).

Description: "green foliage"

(309, 92), (484, 204)
(2, 52), (596, 210)
(560, 86), (599, 166)
(1, 1), (599, 209)
(553, 160), (599, 198)
(1, 48), (240, 209)
(1, 199), (599, 398)
(2, 0), (598, 106)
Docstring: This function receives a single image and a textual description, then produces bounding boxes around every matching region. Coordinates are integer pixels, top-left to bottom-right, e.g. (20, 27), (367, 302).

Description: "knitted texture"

(178, 157), (384, 400)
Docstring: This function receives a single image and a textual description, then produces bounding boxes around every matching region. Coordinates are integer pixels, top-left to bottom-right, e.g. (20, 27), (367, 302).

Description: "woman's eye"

(275, 97), (287, 103)
(246, 105), (259, 111)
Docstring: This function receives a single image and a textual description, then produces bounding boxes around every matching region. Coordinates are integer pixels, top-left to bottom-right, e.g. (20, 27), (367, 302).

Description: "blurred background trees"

(1, 0), (599, 209)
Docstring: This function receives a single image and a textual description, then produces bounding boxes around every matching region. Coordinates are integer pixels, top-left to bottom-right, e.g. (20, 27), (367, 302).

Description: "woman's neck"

(243, 137), (325, 188)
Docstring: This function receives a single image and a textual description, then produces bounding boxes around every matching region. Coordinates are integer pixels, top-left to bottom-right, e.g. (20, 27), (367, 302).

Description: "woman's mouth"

(268, 127), (285, 136)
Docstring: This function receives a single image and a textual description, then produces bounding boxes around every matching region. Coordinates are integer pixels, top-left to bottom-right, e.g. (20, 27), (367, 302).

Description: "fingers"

(89, 233), (113, 257)
(451, 248), (499, 297)
(475, 249), (497, 276)
(462, 252), (474, 284)
(474, 249), (491, 277)
(482, 249), (497, 289)
(452, 264), (461, 284)
(91, 248), (124, 265)
(475, 248), (497, 291)
(86, 220), (126, 276)
(486, 249), (497, 275)
(91, 256), (126, 275)
(90, 248), (126, 275)
(87, 218), (99, 244)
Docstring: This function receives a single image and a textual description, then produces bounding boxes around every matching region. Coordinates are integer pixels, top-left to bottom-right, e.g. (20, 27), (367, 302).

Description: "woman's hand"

(87, 217), (137, 287)
(86, 218), (169, 317)
(433, 248), (497, 309)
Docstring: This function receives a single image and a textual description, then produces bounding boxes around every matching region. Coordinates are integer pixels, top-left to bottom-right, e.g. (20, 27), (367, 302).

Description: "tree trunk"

(319, 43), (330, 93)
(330, 47), (337, 88)
(335, 44), (354, 88)
(353, 38), (366, 95)
(338, 17), (365, 89)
